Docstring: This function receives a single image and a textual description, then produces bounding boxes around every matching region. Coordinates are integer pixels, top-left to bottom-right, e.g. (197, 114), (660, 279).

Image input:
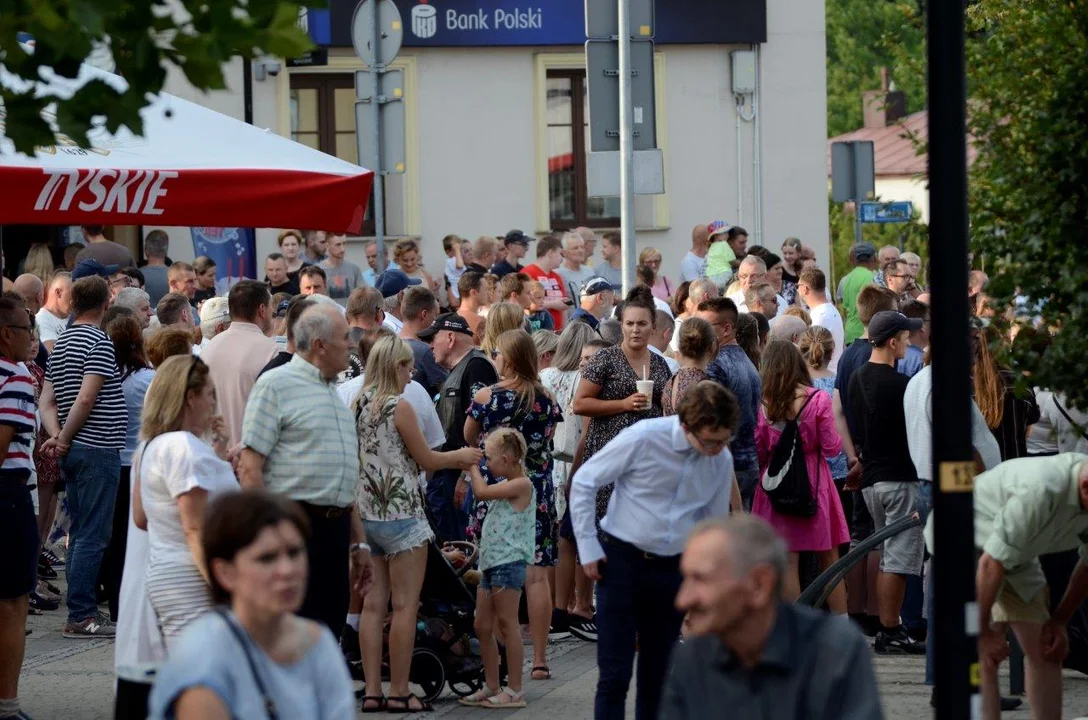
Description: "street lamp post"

(927, 0), (978, 716)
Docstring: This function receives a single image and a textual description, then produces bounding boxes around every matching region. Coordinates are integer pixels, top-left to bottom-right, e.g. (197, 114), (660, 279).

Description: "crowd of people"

(2, 221), (1088, 720)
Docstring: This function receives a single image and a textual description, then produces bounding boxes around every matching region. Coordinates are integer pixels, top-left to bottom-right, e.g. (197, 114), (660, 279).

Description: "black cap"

(868, 310), (923, 345)
(417, 312), (474, 340)
(853, 242), (877, 261)
(503, 229), (533, 246)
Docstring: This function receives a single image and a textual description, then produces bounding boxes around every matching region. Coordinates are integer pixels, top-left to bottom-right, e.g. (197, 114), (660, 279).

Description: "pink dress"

(752, 388), (850, 552)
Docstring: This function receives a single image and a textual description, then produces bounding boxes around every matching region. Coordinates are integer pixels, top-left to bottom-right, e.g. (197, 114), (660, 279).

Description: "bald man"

(13, 275), (44, 314)
(681, 224), (710, 283)
(13, 274), (49, 367)
(769, 315), (808, 344)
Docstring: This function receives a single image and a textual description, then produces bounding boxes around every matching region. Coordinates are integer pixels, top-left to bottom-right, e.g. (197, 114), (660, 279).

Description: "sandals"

(387, 695), (433, 713)
(484, 687), (526, 709)
(531, 665), (551, 680)
(360, 696), (386, 714)
(459, 686), (499, 707)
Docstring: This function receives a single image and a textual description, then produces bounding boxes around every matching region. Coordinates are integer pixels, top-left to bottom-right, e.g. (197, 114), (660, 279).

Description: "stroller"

(349, 538), (503, 704)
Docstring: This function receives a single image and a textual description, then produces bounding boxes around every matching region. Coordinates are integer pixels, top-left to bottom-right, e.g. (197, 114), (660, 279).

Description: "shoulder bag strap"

(212, 607), (279, 720)
(1053, 399), (1088, 442)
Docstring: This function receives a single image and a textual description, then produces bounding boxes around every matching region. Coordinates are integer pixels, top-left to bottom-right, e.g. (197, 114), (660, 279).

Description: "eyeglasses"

(684, 426), (729, 453)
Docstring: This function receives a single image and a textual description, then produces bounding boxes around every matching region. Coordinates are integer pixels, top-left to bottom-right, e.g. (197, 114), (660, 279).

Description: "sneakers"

(42, 547), (63, 567)
(37, 554), (58, 580)
(569, 614), (598, 642)
(29, 591), (60, 613)
(548, 609), (571, 640)
(63, 613), (117, 639)
(874, 627), (925, 655)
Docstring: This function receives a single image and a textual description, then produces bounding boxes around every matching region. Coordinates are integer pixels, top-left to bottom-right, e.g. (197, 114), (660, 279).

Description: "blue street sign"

(312, 0), (766, 48)
(860, 201), (913, 224)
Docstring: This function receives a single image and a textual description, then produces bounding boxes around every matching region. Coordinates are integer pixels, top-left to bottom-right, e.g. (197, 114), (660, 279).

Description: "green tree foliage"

(825, 0), (926, 137)
(966, 0), (1088, 408)
(0, 0), (316, 154)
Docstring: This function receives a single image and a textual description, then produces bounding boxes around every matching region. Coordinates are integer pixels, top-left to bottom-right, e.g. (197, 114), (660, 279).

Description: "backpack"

(761, 391), (818, 517)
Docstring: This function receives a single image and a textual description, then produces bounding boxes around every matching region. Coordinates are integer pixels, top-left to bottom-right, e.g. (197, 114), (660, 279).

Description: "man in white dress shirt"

(570, 381), (743, 720)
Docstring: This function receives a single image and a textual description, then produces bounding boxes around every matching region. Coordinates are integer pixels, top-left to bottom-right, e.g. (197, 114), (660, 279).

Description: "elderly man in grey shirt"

(662, 515), (883, 720)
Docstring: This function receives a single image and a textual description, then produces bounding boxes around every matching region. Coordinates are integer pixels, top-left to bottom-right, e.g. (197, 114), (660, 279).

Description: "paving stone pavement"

(21, 596), (1088, 720)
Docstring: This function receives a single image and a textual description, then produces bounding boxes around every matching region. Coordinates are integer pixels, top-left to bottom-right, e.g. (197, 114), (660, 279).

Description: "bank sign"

(311, 0), (767, 47)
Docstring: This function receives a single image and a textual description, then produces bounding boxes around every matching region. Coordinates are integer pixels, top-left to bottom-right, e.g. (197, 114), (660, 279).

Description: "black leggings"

(98, 465), (130, 621)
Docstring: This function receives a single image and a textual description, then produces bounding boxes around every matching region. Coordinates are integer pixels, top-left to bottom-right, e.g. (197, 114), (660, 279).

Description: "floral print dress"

(579, 347), (672, 521)
(353, 391), (429, 524)
(467, 386), (562, 566)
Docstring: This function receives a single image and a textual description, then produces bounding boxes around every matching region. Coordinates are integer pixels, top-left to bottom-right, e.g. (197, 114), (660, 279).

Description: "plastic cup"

(635, 379), (654, 407)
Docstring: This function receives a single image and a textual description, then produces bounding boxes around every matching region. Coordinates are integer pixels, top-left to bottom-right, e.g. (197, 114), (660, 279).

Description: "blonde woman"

(23, 242), (56, 284)
(481, 301), (527, 358)
(532, 329), (559, 369)
(638, 247), (674, 302)
(464, 329), (562, 681)
(277, 229), (310, 281)
(391, 238), (438, 294)
(353, 335), (481, 713)
(131, 355), (238, 646)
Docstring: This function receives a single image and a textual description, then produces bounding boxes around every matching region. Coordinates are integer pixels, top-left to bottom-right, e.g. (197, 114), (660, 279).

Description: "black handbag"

(761, 391), (819, 517)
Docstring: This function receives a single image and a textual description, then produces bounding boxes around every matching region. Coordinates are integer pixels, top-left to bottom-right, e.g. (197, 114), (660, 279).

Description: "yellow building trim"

(532, 50), (669, 233)
(281, 51), (421, 236)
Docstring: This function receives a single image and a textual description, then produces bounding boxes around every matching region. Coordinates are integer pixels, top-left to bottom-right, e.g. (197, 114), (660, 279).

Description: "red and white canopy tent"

(0, 57), (373, 232)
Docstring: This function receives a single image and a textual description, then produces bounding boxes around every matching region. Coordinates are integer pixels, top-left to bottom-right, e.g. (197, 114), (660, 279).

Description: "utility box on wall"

(731, 50), (756, 94)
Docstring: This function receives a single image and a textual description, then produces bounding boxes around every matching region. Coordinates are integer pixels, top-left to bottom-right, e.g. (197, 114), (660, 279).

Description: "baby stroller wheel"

(409, 647), (446, 704)
(448, 675), (483, 698)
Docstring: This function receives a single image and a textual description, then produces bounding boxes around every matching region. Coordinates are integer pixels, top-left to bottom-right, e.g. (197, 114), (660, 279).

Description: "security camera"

(264, 60), (282, 77)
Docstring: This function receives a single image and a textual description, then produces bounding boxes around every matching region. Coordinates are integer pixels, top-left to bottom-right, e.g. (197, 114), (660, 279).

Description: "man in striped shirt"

(239, 304), (374, 636)
(0, 297), (38, 720)
(40, 276), (126, 639)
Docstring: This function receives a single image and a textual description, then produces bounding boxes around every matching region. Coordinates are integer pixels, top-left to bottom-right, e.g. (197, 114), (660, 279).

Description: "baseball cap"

(200, 296), (231, 326)
(854, 242), (877, 262)
(868, 311), (923, 345)
(503, 229), (534, 247)
(707, 220), (731, 239)
(374, 269), (421, 298)
(417, 312), (474, 340)
(581, 276), (614, 297)
(72, 258), (122, 281)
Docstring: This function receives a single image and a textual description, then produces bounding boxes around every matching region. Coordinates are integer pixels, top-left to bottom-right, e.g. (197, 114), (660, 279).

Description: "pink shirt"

(651, 276), (674, 301)
(199, 322), (278, 446)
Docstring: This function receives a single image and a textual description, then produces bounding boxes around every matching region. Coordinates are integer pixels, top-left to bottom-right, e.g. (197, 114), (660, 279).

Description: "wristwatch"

(350, 542), (371, 554)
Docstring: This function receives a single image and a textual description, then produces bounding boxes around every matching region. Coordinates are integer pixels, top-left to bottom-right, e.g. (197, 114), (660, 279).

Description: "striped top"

(46, 323), (126, 449)
(0, 358), (36, 483)
(241, 354), (359, 507)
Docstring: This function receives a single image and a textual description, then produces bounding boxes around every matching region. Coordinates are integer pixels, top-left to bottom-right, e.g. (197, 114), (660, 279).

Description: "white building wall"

(151, 0), (829, 285)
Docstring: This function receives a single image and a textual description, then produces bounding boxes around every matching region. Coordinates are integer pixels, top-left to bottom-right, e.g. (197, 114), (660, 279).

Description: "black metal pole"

(242, 58), (254, 125)
(928, 0), (977, 717)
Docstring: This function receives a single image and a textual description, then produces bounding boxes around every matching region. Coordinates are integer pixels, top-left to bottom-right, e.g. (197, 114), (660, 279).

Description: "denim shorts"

(363, 517), (433, 557)
(479, 561), (527, 591)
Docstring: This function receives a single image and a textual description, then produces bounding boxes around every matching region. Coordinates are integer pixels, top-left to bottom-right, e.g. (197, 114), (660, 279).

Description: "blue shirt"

(149, 611), (355, 720)
(897, 344), (924, 378)
(705, 344), (761, 471)
(569, 307), (600, 331)
(570, 416), (734, 564)
(121, 368), (155, 466)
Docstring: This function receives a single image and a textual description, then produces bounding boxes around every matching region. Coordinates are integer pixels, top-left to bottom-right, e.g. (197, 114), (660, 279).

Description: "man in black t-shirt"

(426, 314), (497, 541)
(489, 229), (534, 277)
(848, 311), (926, 656)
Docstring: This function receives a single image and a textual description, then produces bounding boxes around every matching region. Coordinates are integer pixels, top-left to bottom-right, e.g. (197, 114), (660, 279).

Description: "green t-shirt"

(841, 266), (875, 345)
